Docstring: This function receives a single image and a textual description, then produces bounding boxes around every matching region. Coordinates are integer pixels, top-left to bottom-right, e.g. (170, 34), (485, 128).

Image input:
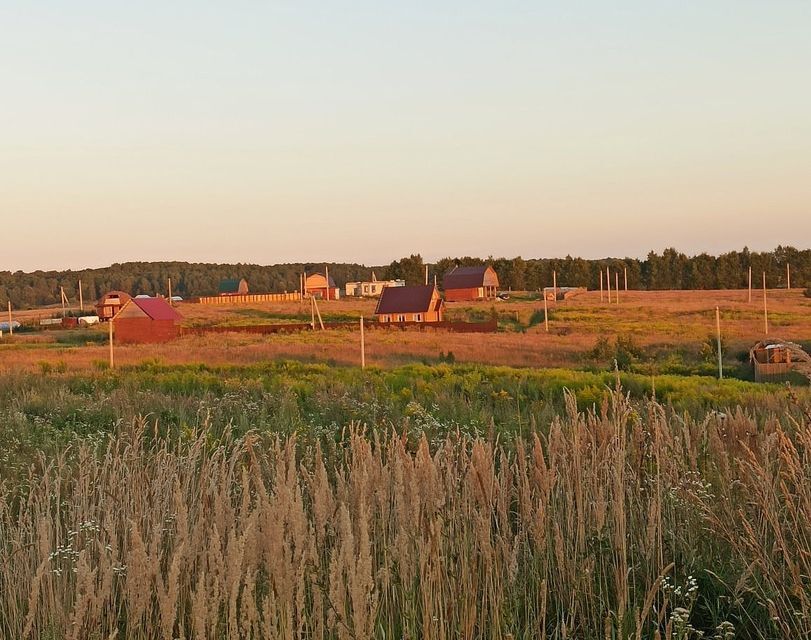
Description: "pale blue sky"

(2, 1), (809, 270)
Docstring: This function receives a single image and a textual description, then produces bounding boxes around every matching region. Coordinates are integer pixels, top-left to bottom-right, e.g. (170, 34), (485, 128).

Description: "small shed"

(97, 291), (132, 322)
(218, 278), (249, 296)
(375, 285), (444, 323)
(305, 272), (340, 300)
(750, 340), (811, 382)
(113, 297), (183, 344)
(443, 265), (499, 302)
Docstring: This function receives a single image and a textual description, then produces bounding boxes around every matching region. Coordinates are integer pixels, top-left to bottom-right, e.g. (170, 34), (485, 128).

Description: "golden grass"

(2, 392), (810, 638)
(3, 289), (810, 373)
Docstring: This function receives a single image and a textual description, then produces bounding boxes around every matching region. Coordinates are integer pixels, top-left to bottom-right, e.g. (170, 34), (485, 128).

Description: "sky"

(1, 1), (810, 271)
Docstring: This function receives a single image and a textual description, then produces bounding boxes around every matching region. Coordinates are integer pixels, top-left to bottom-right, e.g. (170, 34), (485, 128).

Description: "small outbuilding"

(443, 265), (499, 302)
(113, 297), (183, 344)
(305, 272), (340, 300)
(218, 278), (249, 296)
(97, 291), (132, 322)
(345, 272), (405, 297)
(750, 340), (811, 382)
(375, 285), (444, 323)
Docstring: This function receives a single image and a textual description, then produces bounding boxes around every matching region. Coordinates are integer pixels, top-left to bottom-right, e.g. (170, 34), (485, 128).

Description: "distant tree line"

(1, 247), (809, 309)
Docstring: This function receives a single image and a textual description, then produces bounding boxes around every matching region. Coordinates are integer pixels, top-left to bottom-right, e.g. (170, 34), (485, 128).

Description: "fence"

(191, 293), (302, 305)
(181, 319), (498, 337)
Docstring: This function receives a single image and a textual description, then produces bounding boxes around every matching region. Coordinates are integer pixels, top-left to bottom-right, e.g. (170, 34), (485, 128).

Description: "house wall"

(376, 309), (442, 323)
(115, 319), (179, 344)
(445, 286), (497, 302)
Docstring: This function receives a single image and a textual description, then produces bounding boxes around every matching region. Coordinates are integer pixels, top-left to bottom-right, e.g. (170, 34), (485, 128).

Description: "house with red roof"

(442, 265), (499, 301)
(374, 285), (444, 324)
(113, 297), (182, 344)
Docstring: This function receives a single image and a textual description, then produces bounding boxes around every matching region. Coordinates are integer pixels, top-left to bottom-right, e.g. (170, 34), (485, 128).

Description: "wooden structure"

(375, 285), (444, 323)
(218, 278), (249, 296)
(113, 297), (182, 344)
(196, 292), (301, 305)
(96, 291), (132, 322)
(345, 272), (405, 297)
(443, 265), (499, 302)
(543, 286), (587, 301)
(305, 272), (340, 300)
(750, 340), (811, 382)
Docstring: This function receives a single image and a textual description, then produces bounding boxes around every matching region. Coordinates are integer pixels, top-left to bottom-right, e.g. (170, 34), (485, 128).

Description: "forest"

(1, 246), (808, 309)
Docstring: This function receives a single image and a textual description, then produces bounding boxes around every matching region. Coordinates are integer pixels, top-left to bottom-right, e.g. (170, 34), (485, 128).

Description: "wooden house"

(97, 291), (132, 322)
(113, 297), (182, 344)
(375, 285), (444, 323)
(443, 265), (499, 302)
(218, 278), (249, 296)
(305, 272), (340, 300)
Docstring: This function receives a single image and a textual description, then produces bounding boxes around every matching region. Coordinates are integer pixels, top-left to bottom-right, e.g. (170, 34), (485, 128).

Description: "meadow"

(1, 360), (811, 638)
(2, 289), (811, 638)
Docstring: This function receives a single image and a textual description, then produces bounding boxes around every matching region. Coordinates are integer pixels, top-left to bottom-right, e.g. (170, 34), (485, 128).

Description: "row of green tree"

(1, 246), (808, 309)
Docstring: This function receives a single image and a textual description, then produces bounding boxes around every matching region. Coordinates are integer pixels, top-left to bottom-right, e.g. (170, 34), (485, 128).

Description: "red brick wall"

(115, 319), (179, 344)
(444, 287), (480, 302)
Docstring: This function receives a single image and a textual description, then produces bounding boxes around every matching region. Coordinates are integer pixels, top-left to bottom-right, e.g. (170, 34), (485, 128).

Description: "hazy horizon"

(3, 2), (810, 272)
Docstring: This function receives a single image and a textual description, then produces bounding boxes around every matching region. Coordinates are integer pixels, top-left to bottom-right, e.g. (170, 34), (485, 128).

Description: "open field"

(3, 289), (810, 379)
(3, 290), (811, 637)
(1, 362), (811, 638)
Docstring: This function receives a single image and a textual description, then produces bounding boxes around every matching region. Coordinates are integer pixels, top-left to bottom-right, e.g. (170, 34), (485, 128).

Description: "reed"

(1, 390), (809, 638)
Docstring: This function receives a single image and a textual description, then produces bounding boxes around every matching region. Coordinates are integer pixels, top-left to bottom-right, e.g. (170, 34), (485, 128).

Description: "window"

(415, 314), (422, 322)
(397, 315), (406, 323)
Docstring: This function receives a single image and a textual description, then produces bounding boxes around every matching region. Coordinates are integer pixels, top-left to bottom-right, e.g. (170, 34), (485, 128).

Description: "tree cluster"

(2, 246), (808, 309)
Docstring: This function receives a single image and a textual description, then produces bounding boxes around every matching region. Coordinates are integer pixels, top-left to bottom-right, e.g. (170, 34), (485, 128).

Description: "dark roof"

(98, 290), (131, 305)
(131, 298), (182, 321)
(375, 285), (438, 315)
(218, 278), (245, 294)
(443, 265), (496, 289)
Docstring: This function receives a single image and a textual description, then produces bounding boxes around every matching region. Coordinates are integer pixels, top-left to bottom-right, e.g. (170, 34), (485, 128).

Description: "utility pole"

(606, 267), (611, 304)
(615, 272), (619, 304)
(599, 270), (604, 302)
(109, 318), (114, 369)
(787, 263), (791, 290)
(715, 306), (723, 379)
(763, 272), (769, 334)
(7, 301), (12, 336)
(543, 294), (549, 332)
(325, 266), (330, 301)
(552, 270), (557, 300)
(624, 267), (628, 292)
(748, 266), (752, 303)
(424, 264), (429, 286)
(168, 278), (173, 306)
(360, 316), (366, 369)
(60, 287), (67, 317)
(78, 279), (84, 312)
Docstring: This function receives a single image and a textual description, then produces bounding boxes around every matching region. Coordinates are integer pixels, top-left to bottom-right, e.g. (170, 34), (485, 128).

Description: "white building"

(345, 272), (405, 297)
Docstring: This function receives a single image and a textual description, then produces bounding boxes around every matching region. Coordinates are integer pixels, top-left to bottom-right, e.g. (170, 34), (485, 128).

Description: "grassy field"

(2, 289), (811, 638)
(1, 362), (810, 638)
(3, 289), (811, 378)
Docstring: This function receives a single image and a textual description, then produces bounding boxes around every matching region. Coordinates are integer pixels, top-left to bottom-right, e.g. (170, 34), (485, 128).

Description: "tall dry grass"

(1, 392), (809, 638)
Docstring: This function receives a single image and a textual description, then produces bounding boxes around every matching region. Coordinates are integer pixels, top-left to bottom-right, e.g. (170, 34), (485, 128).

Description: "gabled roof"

(306, 272), (336, 288)
(118, 297), (182, 321)
(98, 290), (131, 305)
(443, 265), (498, 289)
(375, 285), (439, 315)
(218, 278), (246, 294)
